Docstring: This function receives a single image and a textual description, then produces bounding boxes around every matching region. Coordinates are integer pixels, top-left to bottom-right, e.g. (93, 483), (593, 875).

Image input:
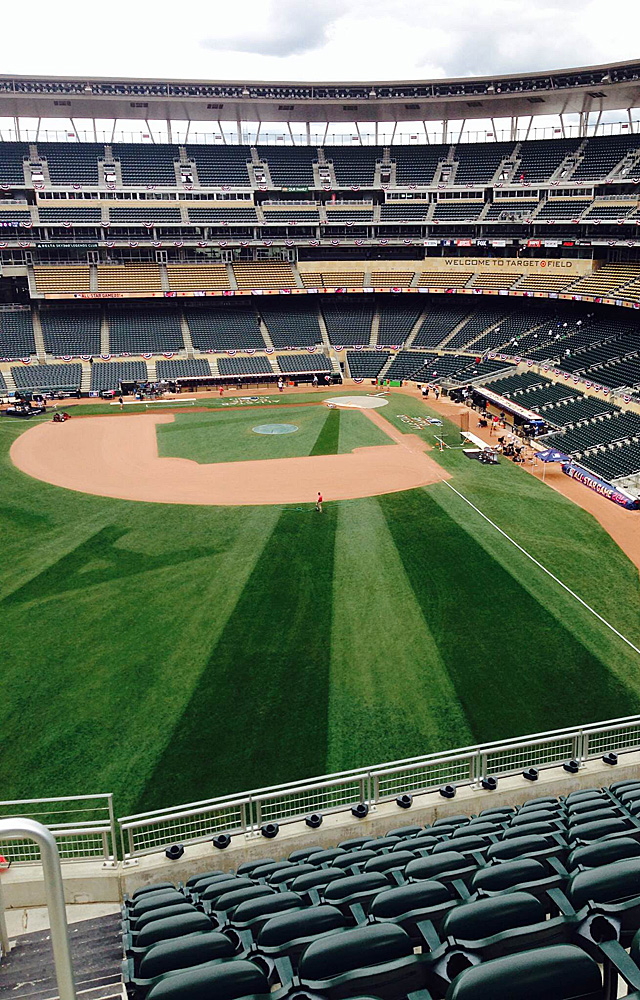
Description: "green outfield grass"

(1, 390), (640, 818)
(156, 403), (390, 464)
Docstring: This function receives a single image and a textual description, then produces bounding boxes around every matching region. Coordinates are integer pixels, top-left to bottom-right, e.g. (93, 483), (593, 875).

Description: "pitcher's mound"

(325, 396), (389, 409)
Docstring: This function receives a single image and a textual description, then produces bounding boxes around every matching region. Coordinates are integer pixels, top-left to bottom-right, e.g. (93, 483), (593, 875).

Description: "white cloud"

(4, 0), (640, 82)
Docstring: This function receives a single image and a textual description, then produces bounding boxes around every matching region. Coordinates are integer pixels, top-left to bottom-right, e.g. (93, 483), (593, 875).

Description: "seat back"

(446, 944), (603, 999)
(138, 930), (236, 980)
(146, 958), (268, 1000)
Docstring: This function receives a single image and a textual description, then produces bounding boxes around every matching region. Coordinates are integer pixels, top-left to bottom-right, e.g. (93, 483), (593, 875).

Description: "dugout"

(469, 385), (548, 437)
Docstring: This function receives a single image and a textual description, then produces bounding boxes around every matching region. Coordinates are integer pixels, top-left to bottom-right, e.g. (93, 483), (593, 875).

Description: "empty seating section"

(40, 308), (101, 355)
(516, 138), (581, 182)
(393, 145), (447, 184)
(34, 266), (91, 293)
(38, 142), (103, 184)
(0, 142), (28, 183)
(582, 445), (640, 480)
(261, 209), (319, 223)
(569, 264), (639, 296)
(38, 207), (102, 223)
(537, 199), (592, 219)
(572, 134), (640, 182)
(186, 146), (251, 186)
(232, 263), (296, 289)
(447, 307), (505, 350)
(278, 352), (331, 373)
(0, 208), (32, 224)
(371, 271), (415, 287)
(324, 208), (374, 223)
(188, 207), (257, 223)
(218, 355), (272, 376)
(156, 358), (212, 379)
(112, 144), (179, 185)
(322, 297), (374, 345)
(11, 362), (81, 390)
(542, 396), (618, 428)
(517, 273), (577, 293)
(166, 264), (229, 290)
(109, 310), (183, 354)
(97, 266), (163, 293)
(380, 204), (429, 221)
(185, 304), (264, 350)
(321, 272), (364, 287)
(91, 360), (147, 391)
(260, 301), (322, 348)
(325, 146), (382, 186)
(299, 272), (324, 288)
(433, 201), (483, 221)
(413, 304), (472, 348)
(120, 780), (640, 1000)
(109, 207), (181, 223)
(454, 142), (515, 184)
(470, 272), (519, 289)
(484, 201), (533, 221)
(418, 270), (473, 288)
(0, 309), (36, 358)
(257, 147), (317, 187)
(583, 202), (634, 220)
(378, 300), (423, 344)
(347, 350), (390, 378)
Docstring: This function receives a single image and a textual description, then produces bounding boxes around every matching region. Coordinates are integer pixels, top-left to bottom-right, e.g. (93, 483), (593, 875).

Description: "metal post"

(442, 119), (448, 144)
(236, 120), (242, 145)
(167, 119), (173, 144)
(0, 819), (76, 1000)
(306, 121), (311, 146)
(0, 874), (9, 957)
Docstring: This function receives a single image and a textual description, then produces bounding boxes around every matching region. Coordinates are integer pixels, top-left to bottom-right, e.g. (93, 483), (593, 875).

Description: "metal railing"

(117, 714), (640, 859)
(0, 794), (116, 865)
(0, 818), (77, 999)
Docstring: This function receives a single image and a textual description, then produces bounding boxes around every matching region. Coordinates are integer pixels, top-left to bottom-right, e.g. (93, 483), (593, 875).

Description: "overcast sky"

(8, 0), (640, 82)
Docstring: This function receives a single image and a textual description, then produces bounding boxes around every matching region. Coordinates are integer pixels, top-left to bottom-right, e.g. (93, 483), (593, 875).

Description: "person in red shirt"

(315, 492), (323, 513)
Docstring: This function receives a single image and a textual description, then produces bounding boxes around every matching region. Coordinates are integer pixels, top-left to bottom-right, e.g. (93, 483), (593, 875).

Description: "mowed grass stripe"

(136, 504), (338, 810)
(327, 498), (472, 774)
(378, 489), (640, 743)
(310, 407), (340, 456)
(0, 505), (280, 814)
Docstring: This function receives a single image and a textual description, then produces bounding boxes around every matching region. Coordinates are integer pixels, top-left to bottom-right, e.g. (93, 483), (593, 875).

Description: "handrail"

(117, 714), (640, 858)
(0, 818), (76, 1000)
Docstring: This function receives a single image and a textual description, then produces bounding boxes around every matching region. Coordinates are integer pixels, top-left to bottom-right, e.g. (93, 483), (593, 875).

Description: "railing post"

(371, 772), (379, 804)
(0, 874), (9, 958)
(106, 794), (116, 864)
(0, 818), (77, 1000)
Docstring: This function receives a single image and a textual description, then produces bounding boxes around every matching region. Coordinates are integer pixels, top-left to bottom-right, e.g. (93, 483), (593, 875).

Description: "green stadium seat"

(130, 903), (197, 933)
(126, 931), (237, 998)
(130, 890), (186, 915)
(406, 851), (479, 884)
(297, 922), (424, 999)
(185, 870), (225, 889)
(567, 836), (640, 871)
(132, 882), (176, 899)
(363, 850), (417, 875)
(146, 958), (270, 1000)
(444, 944), (604, 1000)
(386, 825), (423, 839)
(207, 885), (275, 919)
(257, 903), (347, 978)
(236, 858), (275, 875)
(287, 845), (324, 862)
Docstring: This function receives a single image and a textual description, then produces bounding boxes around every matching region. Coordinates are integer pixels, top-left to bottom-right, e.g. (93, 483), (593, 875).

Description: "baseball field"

(1, 388), (640, 818)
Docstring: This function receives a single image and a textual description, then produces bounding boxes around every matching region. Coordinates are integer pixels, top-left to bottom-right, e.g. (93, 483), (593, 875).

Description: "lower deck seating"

(90, 360), (148, 392)
(120, 778), (640, 1000)
(377, 300), (423, 345)
(40, 308), (101, 356)
(347, 351), (390, 378)
(260, 302), (322, 348)
(109, 310), (184, 354)
(11, 362), (82, 391)
(278, 353), (332, 373)
(156, 358), (212, 380)
(322, 297), (374, 346)
(186, 304), (265, 351)
(218, 356), (273, 377)
(0, 309), (36, 358)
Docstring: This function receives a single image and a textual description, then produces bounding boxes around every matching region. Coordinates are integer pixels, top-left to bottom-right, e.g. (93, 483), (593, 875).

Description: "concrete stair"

(81, 363), (92, 393)
(181, 313), (194, 355)
(100, 315), (109, 355)
(1, 364), (16, 392)
(369, 307), (380, 346)
(403, 307), (429, 349)
(31, 309), (46, 361)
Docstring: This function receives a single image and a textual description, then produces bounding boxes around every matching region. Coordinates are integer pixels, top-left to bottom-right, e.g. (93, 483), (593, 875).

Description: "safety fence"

(2, 717), (639, 864)
(0, 793), (116, 865)
(116, 714), (640, 860)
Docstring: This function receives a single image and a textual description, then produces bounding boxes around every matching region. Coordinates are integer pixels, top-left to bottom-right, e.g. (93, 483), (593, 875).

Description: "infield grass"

(1, 390), (640, 816)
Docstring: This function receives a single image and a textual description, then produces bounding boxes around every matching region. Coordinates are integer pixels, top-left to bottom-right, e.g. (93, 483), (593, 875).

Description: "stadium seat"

(145, 958), (270, 1000)
(442, 944), (604, 1000)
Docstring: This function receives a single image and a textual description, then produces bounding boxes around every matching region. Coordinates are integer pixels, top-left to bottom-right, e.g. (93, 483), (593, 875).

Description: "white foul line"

(443, 480), (640, 658)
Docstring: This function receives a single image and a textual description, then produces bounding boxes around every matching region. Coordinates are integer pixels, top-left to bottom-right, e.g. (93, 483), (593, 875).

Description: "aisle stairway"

(0, 914), (122, 1000)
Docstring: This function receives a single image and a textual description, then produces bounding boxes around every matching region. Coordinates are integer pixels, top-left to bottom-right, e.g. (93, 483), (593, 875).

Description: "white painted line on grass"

(443, 480), (640, 658)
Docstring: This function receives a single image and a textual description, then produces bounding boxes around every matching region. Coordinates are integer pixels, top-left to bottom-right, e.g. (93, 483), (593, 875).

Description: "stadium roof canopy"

(2, 59), (640, 125)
